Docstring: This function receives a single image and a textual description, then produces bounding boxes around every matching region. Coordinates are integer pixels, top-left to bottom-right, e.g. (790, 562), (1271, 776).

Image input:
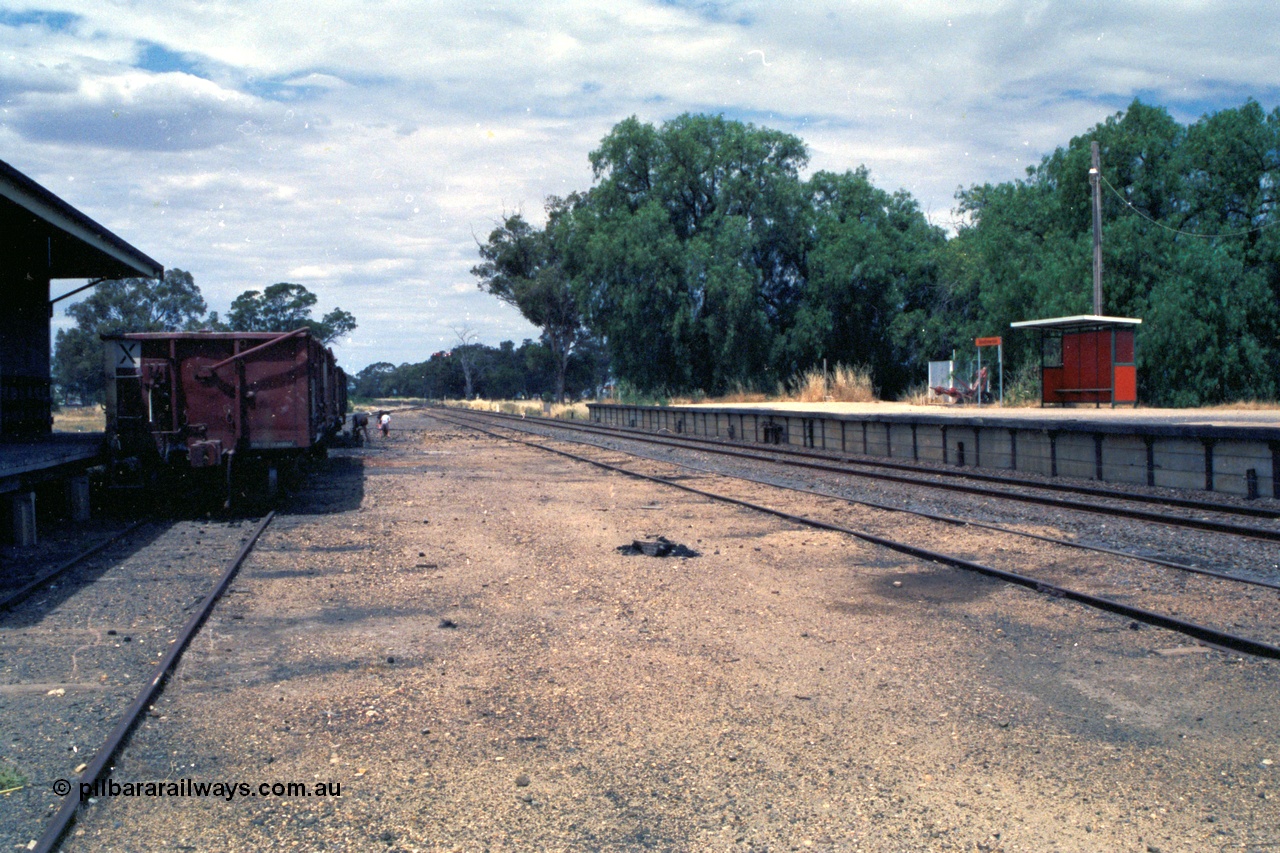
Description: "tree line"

(53, 275), (356, 404)
(348, 337), (609, 402)
(475, 100), (1280, 406)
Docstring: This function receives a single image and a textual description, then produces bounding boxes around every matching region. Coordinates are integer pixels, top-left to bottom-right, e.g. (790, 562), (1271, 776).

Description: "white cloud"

(9, 0), (1280, 371)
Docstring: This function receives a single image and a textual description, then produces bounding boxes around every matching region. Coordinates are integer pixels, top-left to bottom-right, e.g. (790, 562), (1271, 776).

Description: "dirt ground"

(65, 409), (1278, 851)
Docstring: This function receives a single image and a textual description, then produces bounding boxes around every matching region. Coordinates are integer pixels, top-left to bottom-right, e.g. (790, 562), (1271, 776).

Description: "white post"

(976, 347), (982, 407)
(998, 342), (1004, 404)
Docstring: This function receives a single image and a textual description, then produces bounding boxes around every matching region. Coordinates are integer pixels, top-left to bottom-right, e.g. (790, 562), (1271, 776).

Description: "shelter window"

(1042, 333), (1063, 368)
(1114, 328), (1135, 365)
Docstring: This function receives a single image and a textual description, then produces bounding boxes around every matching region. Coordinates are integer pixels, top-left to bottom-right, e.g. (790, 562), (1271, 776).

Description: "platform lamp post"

(1090, 140), (1103, 315)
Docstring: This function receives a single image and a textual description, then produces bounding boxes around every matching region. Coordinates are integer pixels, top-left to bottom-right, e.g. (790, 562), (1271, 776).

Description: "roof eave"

(0, 159), (163, 280)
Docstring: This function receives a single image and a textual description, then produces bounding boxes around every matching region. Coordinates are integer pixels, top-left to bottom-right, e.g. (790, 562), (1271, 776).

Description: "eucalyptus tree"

(580, 113), (809, 393)
(792, 168), (948, 394)
(933, 99), (1280, 405)
(472, 194), (593, 403)
(53, 268), (207, 403)
(227, 282), (356, 345)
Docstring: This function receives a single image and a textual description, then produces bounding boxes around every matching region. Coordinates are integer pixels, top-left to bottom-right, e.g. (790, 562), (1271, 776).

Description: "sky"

(4, 1), (1280, 375)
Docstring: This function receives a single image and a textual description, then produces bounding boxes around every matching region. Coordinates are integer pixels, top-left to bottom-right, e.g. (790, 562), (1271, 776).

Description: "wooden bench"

(1053, 387), (1112, 407)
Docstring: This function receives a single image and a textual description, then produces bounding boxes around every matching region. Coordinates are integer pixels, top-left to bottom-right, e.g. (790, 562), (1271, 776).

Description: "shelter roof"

(1009, 314), (1142, 330)
(0, 158), (163, 281)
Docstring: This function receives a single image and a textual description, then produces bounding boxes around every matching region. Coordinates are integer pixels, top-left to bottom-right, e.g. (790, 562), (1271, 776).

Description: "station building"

(1, 158), (162, 543)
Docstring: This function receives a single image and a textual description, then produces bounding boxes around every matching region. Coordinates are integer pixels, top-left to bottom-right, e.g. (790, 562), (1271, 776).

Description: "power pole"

(1090, 140), (1103, 315)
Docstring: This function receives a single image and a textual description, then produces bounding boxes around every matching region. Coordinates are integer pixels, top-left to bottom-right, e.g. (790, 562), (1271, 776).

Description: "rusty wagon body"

(103, 329), (347, 500)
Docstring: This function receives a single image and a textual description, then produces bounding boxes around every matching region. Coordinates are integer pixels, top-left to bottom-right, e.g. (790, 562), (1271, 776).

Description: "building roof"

(1010, 314), (1142, 330)
(0, 158), (163, 281)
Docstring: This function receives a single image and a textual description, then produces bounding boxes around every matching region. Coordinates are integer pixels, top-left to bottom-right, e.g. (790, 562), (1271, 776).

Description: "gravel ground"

(1, 517), (139, 604)
(0, 517), (265, 849)
(47, 410), (1280, 851)
(457, 412), (1280, 640)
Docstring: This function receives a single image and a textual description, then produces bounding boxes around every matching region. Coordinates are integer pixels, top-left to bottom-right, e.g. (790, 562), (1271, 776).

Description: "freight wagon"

(103, 329), (347, 503)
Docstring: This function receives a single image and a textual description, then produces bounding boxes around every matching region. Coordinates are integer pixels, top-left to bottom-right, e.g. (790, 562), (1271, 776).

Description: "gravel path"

(49, 410), (1279, 851)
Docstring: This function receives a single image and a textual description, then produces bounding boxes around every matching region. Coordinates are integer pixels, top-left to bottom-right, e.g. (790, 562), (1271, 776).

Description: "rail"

(450, 407), (1280, 540)
(439, 410), (1280, 661)
(33, 512), (276, 853)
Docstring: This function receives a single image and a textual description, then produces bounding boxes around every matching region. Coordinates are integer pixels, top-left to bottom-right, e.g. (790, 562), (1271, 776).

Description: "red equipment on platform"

(931, 366), (991, 404)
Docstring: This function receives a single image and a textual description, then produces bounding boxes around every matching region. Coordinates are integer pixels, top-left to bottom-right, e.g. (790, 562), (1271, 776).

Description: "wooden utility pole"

(1090, 141), (1103, 315)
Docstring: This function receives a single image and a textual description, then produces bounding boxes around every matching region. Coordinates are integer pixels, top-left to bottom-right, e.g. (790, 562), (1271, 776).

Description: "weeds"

(1001, 358), (1043, 407)
(0, 763), (27, 793)
(447, 399), (591, 420)
(896, 382), (933, 405)
(782, 363), (877, 403)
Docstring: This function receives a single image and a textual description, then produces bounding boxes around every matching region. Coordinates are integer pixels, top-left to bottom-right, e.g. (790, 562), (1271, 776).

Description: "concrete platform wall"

(588, 404), (1280, 500)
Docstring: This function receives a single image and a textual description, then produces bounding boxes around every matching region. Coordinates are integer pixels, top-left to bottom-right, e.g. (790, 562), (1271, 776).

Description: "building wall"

(0, 272), (53, 438)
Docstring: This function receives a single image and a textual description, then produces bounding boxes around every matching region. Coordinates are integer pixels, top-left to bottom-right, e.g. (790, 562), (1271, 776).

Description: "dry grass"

(447, 398), (592, 420)
(357, 398), (428, 411)
(1200, 400), (1280, 410)
(716, 388), (772, 403)
(782, 363), (877, 403)
(53, 405), (105, 433)
(897, 383), (934, 406)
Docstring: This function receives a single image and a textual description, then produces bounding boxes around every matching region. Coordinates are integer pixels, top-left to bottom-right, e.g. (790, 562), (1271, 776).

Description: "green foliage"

(1001, 356), (1044, 407)
(797, 169), (947, 392)
(579, 113), (810, 395)
(0, 762), (27, 791)
(53, 268), (206, 403)
(474, 103), (1280, 406)
(901, 98), (1280, 406)
(472, 196), (592, 401)
(349, 339), (607, 402)
(227, 282), (356, 344)
(579, 198), (692, 390)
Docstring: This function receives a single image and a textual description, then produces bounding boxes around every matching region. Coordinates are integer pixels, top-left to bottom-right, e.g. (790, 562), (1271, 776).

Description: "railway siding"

(0, 518), (268, 849)
(15, 410), (1279, 851)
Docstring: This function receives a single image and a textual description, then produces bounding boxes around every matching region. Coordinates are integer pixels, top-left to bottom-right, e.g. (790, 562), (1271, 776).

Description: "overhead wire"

(1099, 173), (1280, 239)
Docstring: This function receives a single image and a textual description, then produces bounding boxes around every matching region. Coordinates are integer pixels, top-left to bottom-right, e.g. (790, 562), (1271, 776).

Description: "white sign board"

(114, 340), (141, 372)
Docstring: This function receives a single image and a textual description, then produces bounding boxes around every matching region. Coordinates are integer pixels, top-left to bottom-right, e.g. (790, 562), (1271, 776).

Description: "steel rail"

(33, 511), (276, 853)
(651, 450), (1280, 592)
(559, 412), (1280, 520)
(0, 522), (147, 611)
(449, 408), (1280, 543)
(440, 412), (1280, 661)
(472, 408), (1280, 520)
(446, 410), (1280, 589)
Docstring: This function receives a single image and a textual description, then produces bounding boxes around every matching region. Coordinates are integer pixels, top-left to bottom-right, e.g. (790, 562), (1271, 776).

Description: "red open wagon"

(103, 329), (347, 503)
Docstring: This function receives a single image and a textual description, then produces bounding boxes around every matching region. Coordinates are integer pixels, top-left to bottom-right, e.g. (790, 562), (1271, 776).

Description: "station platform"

(587, 402), (1280, 500)
(0, 433), (102, 490)
(1, 433), (102, 545)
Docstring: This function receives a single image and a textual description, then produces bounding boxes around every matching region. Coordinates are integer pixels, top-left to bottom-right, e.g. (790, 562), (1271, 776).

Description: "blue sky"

(4, 1), (1279, 373)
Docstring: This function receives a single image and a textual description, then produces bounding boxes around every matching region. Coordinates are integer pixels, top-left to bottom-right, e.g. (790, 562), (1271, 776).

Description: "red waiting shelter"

(1009, 315), (1141, 407)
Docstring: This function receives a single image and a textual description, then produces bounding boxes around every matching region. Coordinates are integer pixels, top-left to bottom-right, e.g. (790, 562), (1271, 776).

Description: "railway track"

(0, 513), (274, 852)
(435, 409), (1280, 578)
(1, 523), (146, 613)
(438, 407), (1280, 660)
(434, 409), (1280, 588)
(456, 408), (1280, 537)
